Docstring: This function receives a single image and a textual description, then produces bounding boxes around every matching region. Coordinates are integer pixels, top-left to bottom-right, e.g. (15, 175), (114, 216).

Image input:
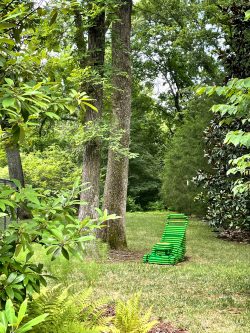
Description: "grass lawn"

(91, 212), (250, 333)
(27, 211), (250, 333)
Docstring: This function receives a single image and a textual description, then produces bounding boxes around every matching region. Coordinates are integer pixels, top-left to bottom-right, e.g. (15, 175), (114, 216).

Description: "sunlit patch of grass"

(93, 212), (250, 333)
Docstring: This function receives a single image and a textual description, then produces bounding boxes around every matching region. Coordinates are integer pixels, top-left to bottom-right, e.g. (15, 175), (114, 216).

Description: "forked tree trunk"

(5, 143), (25, 187)
(78, 10), (106, 220)
(102, 0), (132, 249)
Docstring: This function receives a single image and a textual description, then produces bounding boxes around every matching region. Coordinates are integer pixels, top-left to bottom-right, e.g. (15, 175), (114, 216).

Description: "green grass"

(92, 212), (250, 333)
(23, 211), (250, 333)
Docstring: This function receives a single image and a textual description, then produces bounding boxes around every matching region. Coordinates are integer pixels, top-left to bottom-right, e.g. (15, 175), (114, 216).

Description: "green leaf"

(45, 112), (60, 120)
(0, 23), (15, 30)
(49, 9), (58, 26)
(196, 86), (206, 95)
(15, 314), (48, 333)
(6, 272), (17, 285)
(51, 247), (61, 261)
(5, 299), (16, 324)
(0, 312), (7, 330)
(2, 97), (15, 108)
(61, 247), (69, 260)
(82, 101), (98, 112)
(13, 274), (25, 284)
(0, 323), (7, 333)
(6, 286), (14, 299)
(245, 10), (250, 21)
(4, 78), (14, 86)
(16, 300), (28, 326)
(0, 38), (14, 46)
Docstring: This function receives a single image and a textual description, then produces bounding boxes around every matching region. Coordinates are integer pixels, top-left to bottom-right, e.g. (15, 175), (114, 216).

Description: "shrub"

(161, 96), (213, 216)
(22, 146), (80, 190)
(0, 180), (116, 307)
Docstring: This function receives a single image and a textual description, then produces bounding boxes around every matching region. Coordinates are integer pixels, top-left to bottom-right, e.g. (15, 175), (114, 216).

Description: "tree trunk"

(5, 143), (25, 187)
(78, 10), (106, 220)
(5, 142), (31, 219)
(102, 0), (132, 249)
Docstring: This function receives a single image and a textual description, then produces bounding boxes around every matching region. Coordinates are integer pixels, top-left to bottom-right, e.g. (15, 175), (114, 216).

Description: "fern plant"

(29, 287), (157, 333)
(29, 285), (112, 333)
(111, 294), (157, 333)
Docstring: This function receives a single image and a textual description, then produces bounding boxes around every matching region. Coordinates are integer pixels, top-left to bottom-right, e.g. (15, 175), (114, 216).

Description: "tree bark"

(78, 9), (106, 220)
(5, 143), (25, 187)
(5, 142), (32, 219)
(102, 0), (132, 249)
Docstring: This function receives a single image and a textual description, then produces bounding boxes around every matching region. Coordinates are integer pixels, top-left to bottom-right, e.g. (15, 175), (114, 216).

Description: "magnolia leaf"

(4, 78), (14, 86)
(5, 299), (16, 324)
(245, 10), (250, 21)
(61, 247), (70, 260)
(15, 314), (48, 333)
(6, 272), (18, 285)
(16, 300), (28, 326)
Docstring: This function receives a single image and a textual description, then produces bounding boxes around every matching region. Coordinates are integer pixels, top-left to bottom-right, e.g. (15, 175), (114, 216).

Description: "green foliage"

(0, 299), (47, 333)
(112, 293), (157, 333)
(194, 114), (249, 230)
(198, 78), (250, 194)
(27, 286), (157, 333)
(21, 146), (80, 190)
(0, 180), (116, 307)
(161, 96), (213, 215)
(0, 0), (96, 149)
(193, 1), (250, 231)
(133, 0), (223, 117)
(127, 85), (167, 211)
(29, 285), (111, 333)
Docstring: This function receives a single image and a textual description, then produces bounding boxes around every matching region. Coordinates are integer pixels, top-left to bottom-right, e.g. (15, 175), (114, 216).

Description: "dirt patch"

(108, 250), (144, 262)
(102, 304), (116, 317)
(149, 322), (188, 333)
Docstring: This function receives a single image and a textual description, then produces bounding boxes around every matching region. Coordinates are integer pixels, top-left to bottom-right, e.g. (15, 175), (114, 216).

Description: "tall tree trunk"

(78, 9), (106, 220)
(5, 143), (25, 187)
(102, 0), (132, 249)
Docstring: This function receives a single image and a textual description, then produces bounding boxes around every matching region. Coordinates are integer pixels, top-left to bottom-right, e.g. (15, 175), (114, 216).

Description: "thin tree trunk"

(5, 142), (31, 219)
(5, 143), (25, 187)
(102, 0), (132, 249)
(78, 10), (106, 220)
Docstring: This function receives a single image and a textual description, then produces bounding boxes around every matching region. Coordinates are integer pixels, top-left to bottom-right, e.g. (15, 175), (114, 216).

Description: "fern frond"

(112, 293), (157, 333)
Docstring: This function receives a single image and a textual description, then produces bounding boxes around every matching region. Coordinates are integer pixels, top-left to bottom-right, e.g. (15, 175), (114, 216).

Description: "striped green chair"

(143, 214), (189, 265)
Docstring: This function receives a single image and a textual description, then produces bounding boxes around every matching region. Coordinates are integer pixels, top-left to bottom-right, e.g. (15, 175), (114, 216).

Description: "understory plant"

(0, 299), (47, 333)
(111, 294), (157, 333)
(28, 287), (157, 333)
(0, 180), (116, 307)
(195, 78), (250, 231)
(29, 285), (111, 333)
